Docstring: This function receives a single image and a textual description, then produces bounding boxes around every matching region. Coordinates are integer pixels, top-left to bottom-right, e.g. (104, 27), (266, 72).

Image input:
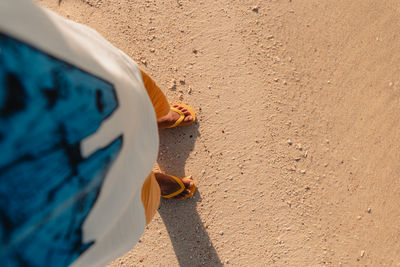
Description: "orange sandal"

(166, 104), (196, 128)
(161, 175), (197, 199)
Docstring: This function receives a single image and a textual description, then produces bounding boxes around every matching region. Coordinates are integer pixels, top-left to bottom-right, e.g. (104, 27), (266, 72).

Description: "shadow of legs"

(158, 193), (223, 266)
(156, 125), (222, 266)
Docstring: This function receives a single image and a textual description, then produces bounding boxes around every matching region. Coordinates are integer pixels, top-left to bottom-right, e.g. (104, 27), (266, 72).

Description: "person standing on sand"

(0, 0), (196, 266)
(140, 70), (198, 222)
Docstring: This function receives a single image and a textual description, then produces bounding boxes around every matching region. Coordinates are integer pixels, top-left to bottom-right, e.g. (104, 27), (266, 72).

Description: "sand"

(38, 0), (400, 266)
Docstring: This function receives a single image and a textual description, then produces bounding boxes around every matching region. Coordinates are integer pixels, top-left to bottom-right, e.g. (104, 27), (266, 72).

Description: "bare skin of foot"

(154, 172), (194, 199)
(157, 105), (193, 129)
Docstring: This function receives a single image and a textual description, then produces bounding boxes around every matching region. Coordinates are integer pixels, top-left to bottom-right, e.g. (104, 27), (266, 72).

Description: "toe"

(184, 115), (193, 122)
(174, 189), (190, 199)
(172, 177), (194, 199)
(182, 178), (194, 188)
(175, 106), (189, 113)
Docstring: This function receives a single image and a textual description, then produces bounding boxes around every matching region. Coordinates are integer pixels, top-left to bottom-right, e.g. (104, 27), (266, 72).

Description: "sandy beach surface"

(38, 0), (400, 266)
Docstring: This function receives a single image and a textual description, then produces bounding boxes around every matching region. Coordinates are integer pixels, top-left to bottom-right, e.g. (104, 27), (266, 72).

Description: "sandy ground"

(38, 0), (400, 266)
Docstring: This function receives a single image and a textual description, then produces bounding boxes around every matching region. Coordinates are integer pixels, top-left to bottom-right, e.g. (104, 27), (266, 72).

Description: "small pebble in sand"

(150, 48), (155, 52)
(187, 86), (193, 94)
(360, 250), (365, 257)
(300, 170), (306, 174)
(201, 170), (206, 175)
(251, 6), (259, 13)
(367, 207), (372, 213)
(168, 79), (176, 90)
(297, 144), (303, 150)
(357, 215), (362, 220)
(287, 139), (293, 145)
(389, 82), (394, 87)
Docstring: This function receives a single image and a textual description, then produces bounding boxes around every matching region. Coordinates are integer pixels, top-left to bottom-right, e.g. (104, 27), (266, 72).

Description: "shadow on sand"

(156, 123), (223, 266)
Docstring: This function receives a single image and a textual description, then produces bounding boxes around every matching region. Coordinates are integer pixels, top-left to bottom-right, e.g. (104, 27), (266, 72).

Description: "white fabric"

(0, 0), (158, 266)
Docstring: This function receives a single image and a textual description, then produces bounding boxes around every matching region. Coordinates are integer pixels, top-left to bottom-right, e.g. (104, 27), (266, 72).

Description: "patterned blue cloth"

(0, 32), (121, 266)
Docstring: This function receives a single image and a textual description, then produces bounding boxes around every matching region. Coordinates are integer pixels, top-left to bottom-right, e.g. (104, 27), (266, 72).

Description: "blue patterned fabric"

(0, 32), (121, 266)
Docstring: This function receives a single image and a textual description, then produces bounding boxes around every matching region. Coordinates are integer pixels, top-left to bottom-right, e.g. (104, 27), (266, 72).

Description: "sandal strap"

(166, 107), (185, 128)
(161, 175), (185, 198)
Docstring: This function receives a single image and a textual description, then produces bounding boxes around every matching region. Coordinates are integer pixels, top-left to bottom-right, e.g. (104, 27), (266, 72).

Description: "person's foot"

(154, 172), (194, 199)
(157, 105), (193, 129)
